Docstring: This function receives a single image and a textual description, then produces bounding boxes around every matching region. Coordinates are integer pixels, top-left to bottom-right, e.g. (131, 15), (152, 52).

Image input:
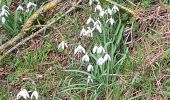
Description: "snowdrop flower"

(104, 54), (111, 62)
(92, 45), (98, 53)
(0, 9), (9, 17)
(26, 2), (37, 12)
(95, 24), (102, 33)
(16, 5), (24, 11)
(97, 57), (105, 65)
(95, 4), (102, 12)
(85, 27), (94, 37)
(80, 27), (86, 36)
(105, 8), (112, 15)
(74, 45), (86, 54)
(1, 17), (5, 24)
(94, 20), (102, 27)
(16, 89), (30, 100)
(89, 0), (93, 6)
(99, 10), (105, 17)
(94, 20), (102, 33)
(112, 5), (119, 13)
(58, 41), (68, 50)
(106, 17), (115, 25)
(0, 5), (9, 17)
(31, 91), (39, 100)
(97, 46), (105, 53)
(87, 75), (93, 84)
(86, 16), (94, 25)
(2, 5), (9, 9)
(87, 64), (94, 72)
(82, 53), (90, 62)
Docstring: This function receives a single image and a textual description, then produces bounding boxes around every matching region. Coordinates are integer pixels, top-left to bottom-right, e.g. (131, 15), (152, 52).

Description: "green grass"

(1, 0), (170, 100)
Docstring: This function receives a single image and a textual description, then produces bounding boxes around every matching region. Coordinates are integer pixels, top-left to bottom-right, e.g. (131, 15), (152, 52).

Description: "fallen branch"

(0, 0), (62, 55)
(0, 0), (82, 61)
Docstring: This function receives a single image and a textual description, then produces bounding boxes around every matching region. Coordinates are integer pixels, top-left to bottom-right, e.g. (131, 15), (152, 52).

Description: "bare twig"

(0, 0), (82, 61)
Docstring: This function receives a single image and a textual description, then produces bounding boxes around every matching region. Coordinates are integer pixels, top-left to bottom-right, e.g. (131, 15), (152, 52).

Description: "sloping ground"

(1, 0), (170, 99)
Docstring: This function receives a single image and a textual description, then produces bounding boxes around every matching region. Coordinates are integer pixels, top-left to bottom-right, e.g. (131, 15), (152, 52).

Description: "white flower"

(106, 17), (115, 25)
(16, 5), (24, 11)
(74, 45), (86, 54)
(104, 54), (111, 62)
(31, 91), (39, 100)
(92, 46), (98, 53)
(105, 8), (112, 15)
(89, 0), (93, 6)
(97, 46), (105, 53)
(97, 57), (105, 65)
(1, 17), (5, 24)
(99, 10), (105, 17)
(94, 20), (102, 27)
(112, 5), (119, 13)
(2, 5), (9, 10)
(82, 54), (90, 62)
(95, 4), (102, 12)
(87, 75), (93, 84)
(26, 2), (37, 12)
(87, 64), (94, 72)
(0, 6), (9, 17)
(17, 89), (30, 100)
(85, 27), (93, 37)
(86, 16), (94, 25)
(58, 41), (68, 50)
(95, 24), (102, 33)
(94, 20), (102, 33)
(80, 27), (86, 36)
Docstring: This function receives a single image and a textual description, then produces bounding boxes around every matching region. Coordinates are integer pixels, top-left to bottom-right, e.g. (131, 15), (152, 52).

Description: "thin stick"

(0, 0), (82, 61)
(0, 0), (63, 55)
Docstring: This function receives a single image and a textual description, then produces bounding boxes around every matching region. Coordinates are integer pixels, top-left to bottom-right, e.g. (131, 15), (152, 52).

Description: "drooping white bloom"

(97, 57), (105, 65)
(89, 0), (93, 6)
(105, 8), (112, 15)
(103, 54), (111, 62)
(86, 16), (94, 25)
(99, 10), (105, 17)
(95, 24), (102, 33)
(97, 46), (105, 54)
(58, 41), (68, 50)
(74, 45), (86, 54)
(2, 5), (9, 10)
(80, 27), (86, 36)
(94, 20), (102, 33)
(31, 91), (39, 100)
(112, 5), (119, 13)
(85, 27), (93, 37)
(87, 64), (94, 72)
(95, 4), (102, 12)
(94, 20), (102, 27)
(16, 5), (24, 11)
(26, 2), (37, 12)
(106, 17), (115, 25)
(87, 75), (93, 84)
(82, 54), (90, 62)
(1, 17), (5, 24)
(92, 46), (98, 53)
(16, 89), (30, 100)
(0, 6), (9, 17)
